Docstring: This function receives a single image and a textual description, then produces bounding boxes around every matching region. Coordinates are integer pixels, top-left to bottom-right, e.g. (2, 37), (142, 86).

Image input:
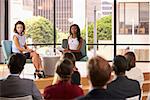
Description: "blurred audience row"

(0, 51), (146, 100)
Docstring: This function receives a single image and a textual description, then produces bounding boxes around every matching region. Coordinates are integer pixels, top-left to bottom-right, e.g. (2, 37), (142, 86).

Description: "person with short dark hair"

(43, 59), (83, 100)
(107, 55), (141, 99)
(124, 51), (144, 87)
(78, 56), (118, 100)
(0, 53), (42, 100)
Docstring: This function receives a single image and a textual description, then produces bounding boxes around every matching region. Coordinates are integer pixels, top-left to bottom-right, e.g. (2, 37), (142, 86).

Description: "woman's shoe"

(41, 70), (46, 78)
(34, 70), (46, 79)
(34, 70), (41, 79)
(37, 73), (43, 78)
(34, 72), (37, 79)
(34, 70), (40, 79)
(39, 70), (46, 78)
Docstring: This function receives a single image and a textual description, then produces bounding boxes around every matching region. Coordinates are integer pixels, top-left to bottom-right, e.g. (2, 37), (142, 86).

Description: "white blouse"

(68, 36), (79, 50)
(12, 33), (26, 53)
(126, 67), (144, 88)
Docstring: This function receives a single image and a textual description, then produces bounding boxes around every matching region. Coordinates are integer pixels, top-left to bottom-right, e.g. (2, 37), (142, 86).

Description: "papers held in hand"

(56, 46), (65, 52)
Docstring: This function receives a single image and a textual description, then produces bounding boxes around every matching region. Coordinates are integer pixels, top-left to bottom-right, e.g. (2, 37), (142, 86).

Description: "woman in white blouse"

(12, 21), (45, 78)
(64, 24), (83, 61)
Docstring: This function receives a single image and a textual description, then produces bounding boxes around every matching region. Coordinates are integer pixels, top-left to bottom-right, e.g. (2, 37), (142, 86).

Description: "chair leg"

(21, 64), (32, 78)
(2, 66), (4, 76)
(22, 70), (24, 78)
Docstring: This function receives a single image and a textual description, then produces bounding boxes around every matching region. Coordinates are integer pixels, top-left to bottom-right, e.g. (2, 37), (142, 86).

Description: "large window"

(8, 0), (113, 60)
(139, 3), (149, 34)
(1, 0), (150, 63)
(117, 2), (150, 61)
(118, 2), (149, 35)
(119, 3), (125, 34)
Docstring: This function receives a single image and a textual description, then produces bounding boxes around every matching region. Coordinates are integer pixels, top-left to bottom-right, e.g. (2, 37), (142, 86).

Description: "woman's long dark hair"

(124, 52), (136, 71)
(69, 24), (81, 42)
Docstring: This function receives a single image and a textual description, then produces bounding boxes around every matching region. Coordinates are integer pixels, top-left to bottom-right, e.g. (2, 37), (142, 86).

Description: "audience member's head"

(56, 59), (73, 80)
(87, 56), (112, 88)
(60, 52), (76, 66)
(113, 55), (127, 75)
(60, 52), (80, 85)
(124, 51), (136, 71)
(8, 53), (26, 74)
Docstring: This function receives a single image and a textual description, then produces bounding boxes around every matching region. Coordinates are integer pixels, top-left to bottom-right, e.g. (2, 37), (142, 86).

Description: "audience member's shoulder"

(21, 78), (34, 82)
(0, 78), (6, 82)
(108, 76), (140, 87)
(127, 77), (140, 86)
(73, 70), (80, 74)
(127, 77), (140, 83)
(128, 67), (142, 73)
(72, 83), (82, 88)
(44, 84), (57, 90)
(77, 96), (123, 100)
(76, 96), (88, 100)
(107, 77), (118, 85)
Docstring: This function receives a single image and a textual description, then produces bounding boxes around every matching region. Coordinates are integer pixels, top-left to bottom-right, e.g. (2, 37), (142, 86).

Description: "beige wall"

(0, 0), (5, 40)
(0, 0), (5, 63)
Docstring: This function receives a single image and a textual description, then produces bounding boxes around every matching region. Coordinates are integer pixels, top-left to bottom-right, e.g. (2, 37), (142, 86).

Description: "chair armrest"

(80, 56), (88, 61)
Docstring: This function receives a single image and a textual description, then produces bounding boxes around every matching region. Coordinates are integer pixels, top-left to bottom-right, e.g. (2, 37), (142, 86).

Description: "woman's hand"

(70, 50), (80, 52)
(28, 49), (34, 52)
(24, 49), (34, 53)
(63, 49), (80, 53)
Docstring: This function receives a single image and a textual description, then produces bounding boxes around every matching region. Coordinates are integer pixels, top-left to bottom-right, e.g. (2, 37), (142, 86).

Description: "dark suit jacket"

(0, 75), (42, 100)
(107, 76), (141, 99)
(78, 88), (122, 100)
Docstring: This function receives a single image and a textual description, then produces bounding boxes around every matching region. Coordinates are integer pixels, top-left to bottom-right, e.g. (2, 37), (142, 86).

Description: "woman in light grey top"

(12, 21), (45, 78)
(124, 51), (144, 88)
